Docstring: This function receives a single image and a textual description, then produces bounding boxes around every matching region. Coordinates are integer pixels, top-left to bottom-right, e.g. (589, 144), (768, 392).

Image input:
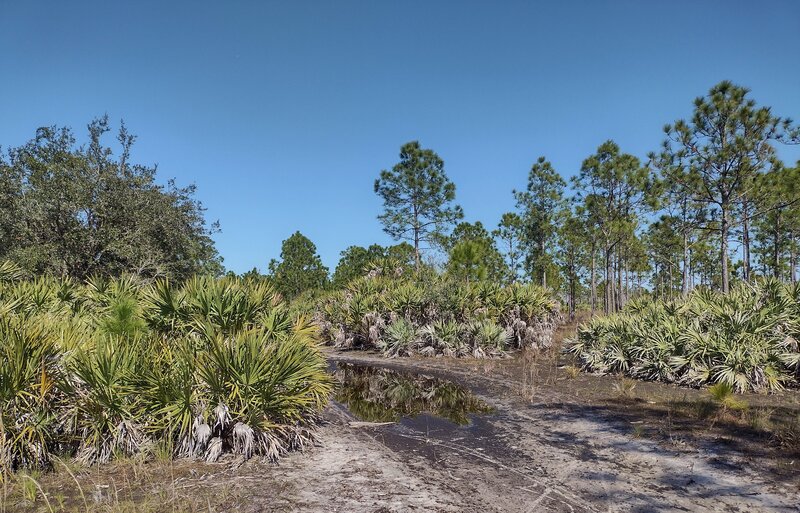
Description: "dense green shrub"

(567, 279), (800, 392)
(315, 275), (561, 358)
(0, 262), (333, 476)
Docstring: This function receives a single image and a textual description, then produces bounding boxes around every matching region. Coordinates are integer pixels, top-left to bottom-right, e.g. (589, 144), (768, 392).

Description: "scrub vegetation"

(0, 261), (332, 478)
(315, 275), (561, 358)
(568, 279), (800, 392)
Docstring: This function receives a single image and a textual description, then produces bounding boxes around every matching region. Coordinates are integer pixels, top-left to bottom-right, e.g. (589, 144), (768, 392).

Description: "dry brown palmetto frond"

(212, 403), (231, 432)
(232, 422), (255, 458)
(190, 416), (212, 457)
(204, 437), (224, 462)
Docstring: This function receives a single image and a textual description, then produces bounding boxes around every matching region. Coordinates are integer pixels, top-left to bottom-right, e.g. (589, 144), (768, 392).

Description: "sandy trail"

(279, 351), (799, 513)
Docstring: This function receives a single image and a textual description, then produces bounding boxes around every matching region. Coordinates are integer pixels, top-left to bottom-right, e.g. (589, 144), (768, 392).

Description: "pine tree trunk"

(682, 229), (690, 297)
(791, 231), (797, 284)
(721, 207), (730, 294)
(624, 261), (629, 303)
(605, 245), (613, 314)
(616, 250), (624, 309)
(590, 248), (597, 315)
(413, 208), (421, 271)
(667, 262), (675, 299)
(654, 263), (660, 296)
(569, 270), (576, 321)
(772, 214), (781, 279)
(540, 240), (547, 288)
(509, 240), (518, 284)
(604, 249), (609, 314)
(614, 249), (624, 310)
(742, 201), (751, 282)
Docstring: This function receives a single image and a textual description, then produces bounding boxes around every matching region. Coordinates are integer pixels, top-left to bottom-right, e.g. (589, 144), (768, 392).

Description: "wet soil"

(319, 349), (800, 512)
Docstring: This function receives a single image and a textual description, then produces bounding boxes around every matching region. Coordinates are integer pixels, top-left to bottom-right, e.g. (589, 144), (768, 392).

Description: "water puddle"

(332, 361), (493, 426)
(330, 361), (519, 464)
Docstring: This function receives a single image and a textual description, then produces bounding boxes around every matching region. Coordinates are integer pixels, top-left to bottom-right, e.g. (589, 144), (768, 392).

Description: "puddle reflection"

(334, 362), (493, 425)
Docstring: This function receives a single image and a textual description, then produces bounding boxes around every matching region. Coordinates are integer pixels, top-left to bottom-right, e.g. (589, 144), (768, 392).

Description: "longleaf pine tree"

(657, 81), (787, 293)
(375, 141), (463, 269)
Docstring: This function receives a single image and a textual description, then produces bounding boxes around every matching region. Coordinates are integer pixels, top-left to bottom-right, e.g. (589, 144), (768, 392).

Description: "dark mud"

(324, 350), (800, 513)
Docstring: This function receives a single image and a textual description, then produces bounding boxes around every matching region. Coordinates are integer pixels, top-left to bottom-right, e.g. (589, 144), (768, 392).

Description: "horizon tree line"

(266, 81), (799, 314)
(2, 82), (798, 314)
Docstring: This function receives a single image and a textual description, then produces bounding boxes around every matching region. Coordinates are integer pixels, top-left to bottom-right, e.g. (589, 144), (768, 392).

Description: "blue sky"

(2, 1), (799, 273)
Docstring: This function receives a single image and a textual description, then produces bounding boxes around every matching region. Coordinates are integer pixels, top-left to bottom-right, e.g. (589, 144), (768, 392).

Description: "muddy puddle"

(332, 361), (494, 425)
(328, 361), (511, 462)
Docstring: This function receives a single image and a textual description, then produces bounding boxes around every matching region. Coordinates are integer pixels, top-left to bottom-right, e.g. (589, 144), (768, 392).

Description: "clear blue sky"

(2, 1), (799, 273)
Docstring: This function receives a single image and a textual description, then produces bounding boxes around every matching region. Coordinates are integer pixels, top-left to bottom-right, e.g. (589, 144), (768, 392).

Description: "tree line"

(266, 81), (800, 315)
(3, 82), (798, 310)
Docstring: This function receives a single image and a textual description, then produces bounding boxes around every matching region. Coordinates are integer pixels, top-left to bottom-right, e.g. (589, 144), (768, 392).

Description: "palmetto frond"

(315, 276), (561, 357)
(0, 317), (64, 474)
(1, 274), (333, 473)
(566, 279), (800, 393)
(0, 261), (26, 283)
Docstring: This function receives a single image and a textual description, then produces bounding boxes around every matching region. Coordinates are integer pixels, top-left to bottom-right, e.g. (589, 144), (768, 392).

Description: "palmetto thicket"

(0, 262), (333, 476)
(567, 279), (800, 392)
(315, 275), (561, 358)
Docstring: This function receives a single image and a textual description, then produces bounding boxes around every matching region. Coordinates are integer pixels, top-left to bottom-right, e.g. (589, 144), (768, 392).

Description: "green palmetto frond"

(0, 261), (26, 283)
(195, 326), (332, 448)
(386, 282), (425, 320)
(138, 338), (198, 455)
(379, 319), (417, 357)
(0, 318), (63, 475)
(179, 276), (283, 336)
(142, 278), (187, 333)
(418, 319), (463, 356)
(467, 319), (509, 352)
(84, 274), (111, 305)
(68, 335), (145, 464)
(1, 273), (334, 473)
(317, 276), (561, 357)
(569, 279), (800, 393)
(8, 278), (57, 316)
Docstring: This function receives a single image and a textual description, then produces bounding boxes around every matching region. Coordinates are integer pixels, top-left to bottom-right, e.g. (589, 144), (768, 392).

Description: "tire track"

(329, 399), (595, 513)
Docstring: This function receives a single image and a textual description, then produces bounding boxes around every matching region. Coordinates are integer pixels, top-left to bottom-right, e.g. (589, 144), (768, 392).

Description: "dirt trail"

(311, 351), (800, 513)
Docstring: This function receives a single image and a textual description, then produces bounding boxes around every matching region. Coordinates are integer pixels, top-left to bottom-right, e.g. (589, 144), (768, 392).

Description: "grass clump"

(612, 377), (637, 400)
(708, 383), (748, 412)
